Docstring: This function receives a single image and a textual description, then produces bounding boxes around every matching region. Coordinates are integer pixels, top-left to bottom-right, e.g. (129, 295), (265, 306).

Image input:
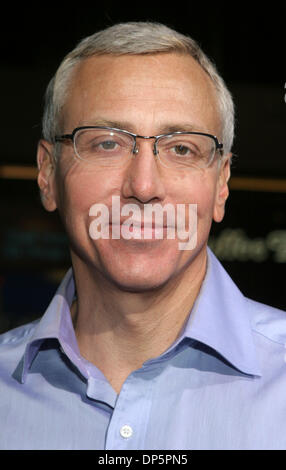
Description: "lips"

(120, 219), (171, 229)
(107, 218), (176, 241)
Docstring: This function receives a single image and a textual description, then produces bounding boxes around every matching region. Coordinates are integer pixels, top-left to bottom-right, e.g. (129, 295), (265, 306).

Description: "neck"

(70, 248), (207, 393)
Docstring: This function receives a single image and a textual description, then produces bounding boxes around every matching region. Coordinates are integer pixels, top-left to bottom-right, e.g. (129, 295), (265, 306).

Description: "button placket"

(105, 368), (155, 450)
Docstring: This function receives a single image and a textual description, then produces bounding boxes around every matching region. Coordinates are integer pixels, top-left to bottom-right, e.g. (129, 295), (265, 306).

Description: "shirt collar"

(20, 267), (87, 383)
(19, 248), (261, 383)
(182, 248), (262, 376)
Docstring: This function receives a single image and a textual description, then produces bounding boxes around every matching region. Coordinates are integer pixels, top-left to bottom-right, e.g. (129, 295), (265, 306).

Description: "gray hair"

(42, 22), (235, 156)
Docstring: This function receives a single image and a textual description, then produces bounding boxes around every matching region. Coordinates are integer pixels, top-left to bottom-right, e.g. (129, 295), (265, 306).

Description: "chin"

(98, 249), (189, 294)
(105, 270), (173, 293)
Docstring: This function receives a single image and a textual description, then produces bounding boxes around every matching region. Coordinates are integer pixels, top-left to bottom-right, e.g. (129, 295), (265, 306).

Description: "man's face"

(39, 53), (230, 291)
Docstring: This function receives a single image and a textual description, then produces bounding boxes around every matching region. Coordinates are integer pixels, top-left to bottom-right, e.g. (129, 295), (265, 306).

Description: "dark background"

(0, 3), (285, 332)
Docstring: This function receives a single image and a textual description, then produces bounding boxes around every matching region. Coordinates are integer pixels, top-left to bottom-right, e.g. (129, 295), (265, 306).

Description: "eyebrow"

(157, 123), (200, 134)
(80, 119), (137, 132)
(77, 118), (208, 136)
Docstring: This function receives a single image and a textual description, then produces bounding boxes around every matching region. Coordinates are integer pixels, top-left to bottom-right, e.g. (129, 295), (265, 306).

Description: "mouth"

(109, 220), (175, 240)
(88, 198), (196, 249)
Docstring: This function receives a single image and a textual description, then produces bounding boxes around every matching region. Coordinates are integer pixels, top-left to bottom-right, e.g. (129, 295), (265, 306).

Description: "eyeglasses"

(55, 126), (223, 170)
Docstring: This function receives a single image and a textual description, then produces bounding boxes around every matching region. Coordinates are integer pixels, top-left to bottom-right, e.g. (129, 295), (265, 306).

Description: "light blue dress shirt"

(0, 248), (286, 450)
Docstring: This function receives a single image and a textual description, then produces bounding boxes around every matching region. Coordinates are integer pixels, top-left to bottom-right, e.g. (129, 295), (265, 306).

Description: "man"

(0, 22), (285, 450)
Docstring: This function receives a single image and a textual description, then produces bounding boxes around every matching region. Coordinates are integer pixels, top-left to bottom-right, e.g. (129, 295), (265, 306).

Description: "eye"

(88, 136), (123, 154)
(170, 142), (199, 158)
(173, 144), (192, 156)
(99, 140), (118, 151)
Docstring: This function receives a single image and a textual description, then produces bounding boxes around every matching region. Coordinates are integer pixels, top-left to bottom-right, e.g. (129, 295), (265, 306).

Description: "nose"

(121, 139), (166, 204)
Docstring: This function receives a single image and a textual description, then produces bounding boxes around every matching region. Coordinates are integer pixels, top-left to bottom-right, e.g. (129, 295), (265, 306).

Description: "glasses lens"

(74, 128), (134, 166)
(157, 133), (217, 169)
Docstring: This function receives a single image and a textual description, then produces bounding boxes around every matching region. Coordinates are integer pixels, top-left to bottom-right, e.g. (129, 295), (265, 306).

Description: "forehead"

(63, 52), (221, 135)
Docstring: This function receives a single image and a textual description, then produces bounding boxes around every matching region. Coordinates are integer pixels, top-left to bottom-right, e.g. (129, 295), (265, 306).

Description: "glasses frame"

(55, 126), (224, 165)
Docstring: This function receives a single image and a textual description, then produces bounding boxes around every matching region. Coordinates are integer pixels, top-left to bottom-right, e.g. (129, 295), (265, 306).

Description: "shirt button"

(120, 425), (133, 439)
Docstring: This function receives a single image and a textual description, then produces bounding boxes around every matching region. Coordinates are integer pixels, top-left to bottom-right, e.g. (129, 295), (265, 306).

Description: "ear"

(213, 154), (231, 223)
(36, 140), (58, 212)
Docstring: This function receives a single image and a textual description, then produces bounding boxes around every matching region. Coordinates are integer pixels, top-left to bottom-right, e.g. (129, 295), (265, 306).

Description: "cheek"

(197, 189), (216, 218)
(169, 171), (218, 249)
(55, 167), (115, 256)
(55, 162), (123, 217)
(170, 171), (217, 215)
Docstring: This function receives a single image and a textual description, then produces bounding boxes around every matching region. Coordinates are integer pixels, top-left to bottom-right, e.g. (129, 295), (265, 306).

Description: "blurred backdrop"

(0, 3), (285, 333)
